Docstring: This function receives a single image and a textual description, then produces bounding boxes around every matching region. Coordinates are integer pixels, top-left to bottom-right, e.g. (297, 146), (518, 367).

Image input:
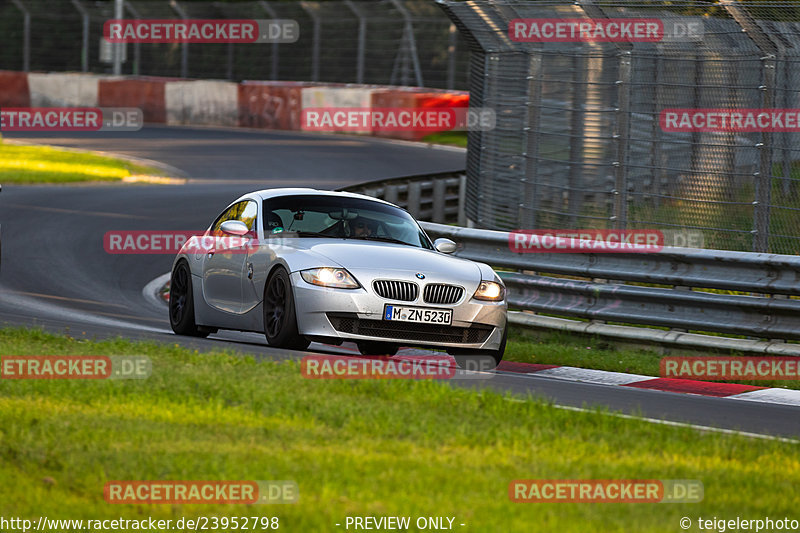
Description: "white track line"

(530, 366), (654, 386)
(727, 388), (800, 407)
(505, 398), (798, 443)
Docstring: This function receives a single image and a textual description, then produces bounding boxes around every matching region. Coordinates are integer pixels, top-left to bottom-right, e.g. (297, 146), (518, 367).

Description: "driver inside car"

(351, 217), (376, 238)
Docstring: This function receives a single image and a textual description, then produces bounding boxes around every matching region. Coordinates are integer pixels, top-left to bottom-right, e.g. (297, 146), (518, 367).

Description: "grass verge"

(0, 327), (798, 531)
(421, 131), (468, 147)
(505, 326), (800, 390)
(0, 142), (167, 184)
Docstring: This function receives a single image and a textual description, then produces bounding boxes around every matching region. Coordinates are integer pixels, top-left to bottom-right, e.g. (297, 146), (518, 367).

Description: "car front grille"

(327, 313), (493, 344)
(423, 284), (464, 305)
(372, 280), (418, 302)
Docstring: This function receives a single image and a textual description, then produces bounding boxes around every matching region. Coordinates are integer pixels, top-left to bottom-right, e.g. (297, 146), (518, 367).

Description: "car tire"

(263, 267), (310, 351)
(169, 261), (210, 338)
(356, 341), (399, 356)
(448, 324), (506, 370)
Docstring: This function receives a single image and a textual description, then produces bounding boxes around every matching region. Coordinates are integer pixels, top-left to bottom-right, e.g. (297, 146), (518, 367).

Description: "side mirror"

(433, 238), (457, 254)
(220, 220), (250, 237)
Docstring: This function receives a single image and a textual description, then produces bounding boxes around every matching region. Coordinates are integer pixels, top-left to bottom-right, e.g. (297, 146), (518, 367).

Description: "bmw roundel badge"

(415, 273), (425, 279)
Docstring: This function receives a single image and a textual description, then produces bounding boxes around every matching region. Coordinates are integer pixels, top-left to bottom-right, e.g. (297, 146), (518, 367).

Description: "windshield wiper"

(294, 231), (342, 239)
(354, 235), (413, 246)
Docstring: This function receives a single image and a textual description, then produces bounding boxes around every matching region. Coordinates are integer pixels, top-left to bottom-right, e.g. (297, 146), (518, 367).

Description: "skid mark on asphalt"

(0, 285), (170, 334)
(3, 203), (152, 219)
(0, 289), (128, 309)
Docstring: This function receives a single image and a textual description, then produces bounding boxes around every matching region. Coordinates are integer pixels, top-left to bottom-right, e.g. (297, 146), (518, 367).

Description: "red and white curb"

(494, 361), (800, 408)
(320, 346), (800, 407)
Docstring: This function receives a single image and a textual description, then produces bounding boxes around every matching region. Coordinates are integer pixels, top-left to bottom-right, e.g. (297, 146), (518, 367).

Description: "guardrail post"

(384, 184), (399, 206)
(10, 0), (31, 72)
(753, 57), (776, 253)
(650, 55), (664, 208)
(447, 23), (457, 90)
(522, 54), (542, 229)
(612, 50), (632, 230)
(169, 0), (189, 78)
(113, 0), (123, 74)
(388, 0), (424, 87)
(70, 0), (90, 72)
(779, 52), (792, 196)
(432, 179), (446, 223)
(407, 181), (422, 219)
(580, 0), (632, 230)
(721, 0), (776, 253)
(125, 1), (142, 75)
(258, 1), (280, 80)
(300, 2), (321, 82)
(345, 0), (366, 84)
(568, 53), (588, 227)
(457, 174), (467, 227)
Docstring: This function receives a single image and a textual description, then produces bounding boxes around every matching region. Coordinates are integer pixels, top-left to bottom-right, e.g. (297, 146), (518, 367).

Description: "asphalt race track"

(1, 125), (798, 439)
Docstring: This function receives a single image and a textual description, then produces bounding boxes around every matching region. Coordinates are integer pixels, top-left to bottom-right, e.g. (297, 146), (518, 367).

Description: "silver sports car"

(169, 188), (507, 366)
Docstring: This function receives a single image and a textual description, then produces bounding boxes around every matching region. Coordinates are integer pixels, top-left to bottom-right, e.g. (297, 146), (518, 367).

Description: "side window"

(263, 203), (287, 232)
(211, 202), (246, 235)
(239, 200), (258, 233)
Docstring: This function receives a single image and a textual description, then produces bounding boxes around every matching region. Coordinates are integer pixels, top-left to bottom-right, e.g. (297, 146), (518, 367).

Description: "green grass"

(0, 142), (166, 184)
(505, 326), (800, 390)
(0, 328), (798, 531)
(421, 131), (468, 147)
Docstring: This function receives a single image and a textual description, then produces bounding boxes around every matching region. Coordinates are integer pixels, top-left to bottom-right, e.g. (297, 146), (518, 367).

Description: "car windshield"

(262, 194), (433, 249)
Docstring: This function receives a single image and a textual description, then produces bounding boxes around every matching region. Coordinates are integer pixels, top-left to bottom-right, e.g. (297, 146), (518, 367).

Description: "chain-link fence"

(0, 0), (471, 89)
(440, 0), (800, 254)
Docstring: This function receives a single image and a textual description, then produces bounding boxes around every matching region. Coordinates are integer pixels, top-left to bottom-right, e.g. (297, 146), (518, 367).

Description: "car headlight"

(473, 280), (505, 301)
(300, 268), (360, 289)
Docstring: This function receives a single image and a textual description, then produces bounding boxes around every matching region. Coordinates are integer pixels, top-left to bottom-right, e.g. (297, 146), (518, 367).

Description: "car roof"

(236, 188), (396, 207)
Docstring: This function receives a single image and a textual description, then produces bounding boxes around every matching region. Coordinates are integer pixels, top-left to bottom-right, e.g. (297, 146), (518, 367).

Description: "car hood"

(297, 239), (483, 281)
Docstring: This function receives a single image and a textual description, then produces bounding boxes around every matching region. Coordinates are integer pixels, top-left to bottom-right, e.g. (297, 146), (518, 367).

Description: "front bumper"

(291, 271), (507, 350)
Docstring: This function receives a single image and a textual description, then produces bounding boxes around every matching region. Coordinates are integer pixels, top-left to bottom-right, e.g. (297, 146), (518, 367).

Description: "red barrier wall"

(0, 71), (30, 107)
(98, 78), (171, 123)
(238, 82), (315, 131)
(371, 89), (469, 141)
(0, 70), (469, 141)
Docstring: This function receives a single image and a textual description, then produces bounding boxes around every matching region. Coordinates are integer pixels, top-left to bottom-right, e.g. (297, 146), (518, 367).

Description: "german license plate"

(384, 305), (452, 325)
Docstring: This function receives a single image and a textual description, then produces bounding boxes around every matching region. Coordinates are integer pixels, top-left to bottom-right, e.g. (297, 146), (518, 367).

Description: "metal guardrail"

(420, 221), (800, 347)
(341, 171), (466, 225)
